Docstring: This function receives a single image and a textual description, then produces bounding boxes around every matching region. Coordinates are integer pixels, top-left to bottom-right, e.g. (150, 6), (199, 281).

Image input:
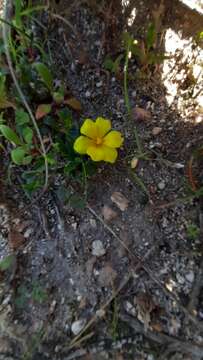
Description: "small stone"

(24, 227), (33, 238)
(71, 319), (86, 335)
(85, 90), (91, 98)
(125, 301), (136, 316)
(90, 218), (97, 228)
(92, 240), (106, 257)
(96, 81), (103, 88)
(176, 274), (185, 285)
(152, 127), (162, 136)
(71, 222), (77, 230)
(102, 205), (117, 222)
(158, 181), (165, 190)
(96, 309), (106, 318)
(185, 271), (195, 283)
(111, 192), (129, 211)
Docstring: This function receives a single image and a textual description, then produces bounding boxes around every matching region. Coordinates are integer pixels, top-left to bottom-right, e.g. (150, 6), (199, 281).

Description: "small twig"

(64, 349), (87, 360)
(120, 313), (203, 358)
(68, 272), (131, 350)
(87, 205), (203, 332)
(188, 200), (203, 314)
(50, 12), (81, 42)
(67, 244), (154, 351)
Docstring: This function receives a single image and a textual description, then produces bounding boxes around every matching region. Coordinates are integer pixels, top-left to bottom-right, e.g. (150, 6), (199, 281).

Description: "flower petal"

(103, 130), (123, 148)
(80, 119), (98, 139)
(87, 144), (118, 163)
(95, 117), (111, 137)
(86, 145), (104, 161)
(102, 146), (118, 163)
(74, 136), (93, 154)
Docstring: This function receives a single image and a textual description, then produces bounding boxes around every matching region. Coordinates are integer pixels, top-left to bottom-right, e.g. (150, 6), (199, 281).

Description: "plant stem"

(124, 40), (142, 155)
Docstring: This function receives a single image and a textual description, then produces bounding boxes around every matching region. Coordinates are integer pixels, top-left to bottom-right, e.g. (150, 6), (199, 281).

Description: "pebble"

(96, 81), (103, 88)
(71, 319), (86, 335)
(152, 127), (162, 136)
(111, 192), (129, 211)
(158, 181), (166, 190)
(96, 309), (106, 318)
(102, 205), (117, 222)
(24, 227), (33, 238)
(92, 240), (106, 257)
(125, 301), (136, 316)
(176, 274), (185, 285)
(90, 219), (97, 228)
(85, 90), (91, 98)
(185, 271), (195, 283)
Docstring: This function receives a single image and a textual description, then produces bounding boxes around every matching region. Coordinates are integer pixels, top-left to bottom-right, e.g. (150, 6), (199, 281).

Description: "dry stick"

(87, 205), (203, 333)
(50, 12), (81, 41)
(188, 203), (203, 314)
(68, 246), (154, 350)
(2, 0), (49, 193)
(120, 313), (203, 359)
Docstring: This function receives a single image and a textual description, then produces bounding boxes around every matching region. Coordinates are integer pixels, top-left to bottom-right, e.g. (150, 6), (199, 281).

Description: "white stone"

(96, 81), (103, 88)
(158, 181), (166, 190)
(185, 271), (195, 283)
(85, 90), (91, 98)
(92, 240), (106, 257)
(71, 319), (86, 335)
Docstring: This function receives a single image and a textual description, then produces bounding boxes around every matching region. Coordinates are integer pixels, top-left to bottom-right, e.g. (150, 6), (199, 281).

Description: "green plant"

(186, 224), (200, 240)
(0, 254), (15, 271)
(103, 54), (123, 75)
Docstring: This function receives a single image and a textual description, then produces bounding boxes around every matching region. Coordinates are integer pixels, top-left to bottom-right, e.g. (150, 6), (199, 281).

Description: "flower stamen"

(96, 137), (103, 145)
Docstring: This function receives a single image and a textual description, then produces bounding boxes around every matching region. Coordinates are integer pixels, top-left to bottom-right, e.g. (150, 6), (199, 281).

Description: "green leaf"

(69, 194), (86, 209)
(0, 254), (15, 271)
(31, 283), (47, 303)
(11, 147), (26, 165)
(23, 155), (33, 165)
(23, 127), (33, 144)
(58, 108), (72, 131)
(35, 104), (52, 120)
(20, 5), (46, 16)
(34, 62), (53, 91)
(14, 0), (23, 29)
(0, 125), (22, 145)
(53, 90), (64, 104)
(15, 108), (30, 125)
(103, 57), (114, 71)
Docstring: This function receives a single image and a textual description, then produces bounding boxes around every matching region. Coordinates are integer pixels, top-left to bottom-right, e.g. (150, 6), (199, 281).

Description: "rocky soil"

(0, 1), (203, 359)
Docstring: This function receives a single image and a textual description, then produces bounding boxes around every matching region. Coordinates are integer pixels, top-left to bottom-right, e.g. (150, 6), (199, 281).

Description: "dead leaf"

(152, 127), (162, 136)
(151, 322), (163, 332)
(111, 192), (129, 211)
(64, 97), (82, 112)
(132, 107), (151, 122)
(35, 104), (52, 120)
(102, 205), (118, 222)
(98, 265), (117, 287)
(131, 157), (139, 169)
(0, 99), (16, 110)
(134, 292), (156, 331)
(8, 230), (25, 250)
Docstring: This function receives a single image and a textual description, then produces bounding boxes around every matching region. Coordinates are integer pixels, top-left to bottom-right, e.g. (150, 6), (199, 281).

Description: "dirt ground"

(0, 0), (203, 359)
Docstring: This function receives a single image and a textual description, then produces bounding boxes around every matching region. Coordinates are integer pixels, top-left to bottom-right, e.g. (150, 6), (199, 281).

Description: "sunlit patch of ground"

(181, 0), (203, 14)
(162, 28), (203, 124)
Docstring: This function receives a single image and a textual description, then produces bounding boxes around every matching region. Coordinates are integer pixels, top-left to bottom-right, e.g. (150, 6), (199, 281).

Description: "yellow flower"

(74, 117), (123, 163)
